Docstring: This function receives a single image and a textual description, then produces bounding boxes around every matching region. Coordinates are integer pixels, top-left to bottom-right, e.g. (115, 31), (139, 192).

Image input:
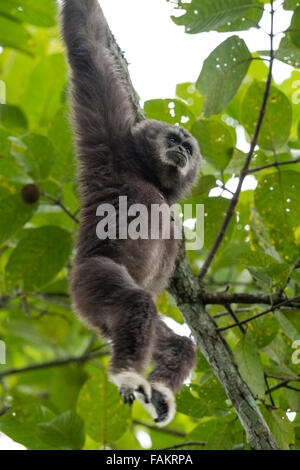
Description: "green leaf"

(191, 175), (216, 197)
(21, 54), (67, 128)
(234, 330), (265, 398)
(284, 0), (300, 10)
(291, 270), (300, 286)
(0, 405), (55, 450)
(241, 81), (292, 150)
(192, 119), (235, 171)
(0, 104), (28, 129)
(249, 207), (281, 261)
(0, 15), (34, 54)
(275, 311), (300, 342)
(217, 7), (263, 32)
(0, 0), (57, 27)
(177, 380), (227, 419)
(144, 99), (195, 130)
(157, 291), (183, 324)
(255, 171), (300, 262)
(0, 48), (34, 105)
(77, 370), (131, 445)
(6, 226), (72, 292)
(248, 314), (279, 349)
(289, 7), (300, 49)
(15, 366), (86, 414)
(12, 133), (55, 182)
(38, 411), (85, 450)
(48, 106), (76, 184)
(259, 36), (300, 68)
(176, 82), (204, 118)
(172, 0), (263, 34)
(224, 149), (247, 173)
(189, 416), (244, 450)
(281, 387), (300, 412)
(176, 386), (215, 419)
(0, 130), (33, 183)
(0, 156), (32, 184)
(261, 409), (295, 450)
(236, 247), (290, 289)
(0, 193), (36, 245)
(185, 196), (234, 250)
(197, 36), (251, 116)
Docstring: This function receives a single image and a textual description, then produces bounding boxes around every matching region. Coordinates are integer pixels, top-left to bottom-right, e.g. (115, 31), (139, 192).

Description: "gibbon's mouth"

(166, 150), (187, 168)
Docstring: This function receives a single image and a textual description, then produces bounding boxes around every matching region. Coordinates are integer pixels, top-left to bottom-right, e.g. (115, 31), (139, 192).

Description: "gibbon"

(61, 0), (201, 426)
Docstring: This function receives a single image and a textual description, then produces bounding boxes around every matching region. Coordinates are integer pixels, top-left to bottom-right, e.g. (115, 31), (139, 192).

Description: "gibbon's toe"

(138, 382), (176, 427)
(152, 388), (169, 424)
(119, 387), (135, 406)
(109, 370), (152, 405)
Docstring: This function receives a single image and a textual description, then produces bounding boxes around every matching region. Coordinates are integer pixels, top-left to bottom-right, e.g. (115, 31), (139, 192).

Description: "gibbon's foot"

(137, 382), (176, 427)
(109, 370), (151, 406)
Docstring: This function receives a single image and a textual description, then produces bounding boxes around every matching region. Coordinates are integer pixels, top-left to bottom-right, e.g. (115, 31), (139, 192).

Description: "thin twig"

(0, 347), (108, 379)
(264, 374), (275, 407)
(198, 4), (275, 281)
(225, 304), (246, 334)
(132, 420), (186, 437)
(0, 292), (21, 309)
(41, 192), (80, 224)
(21, 296), (32, 318)
(280, 255), (300, 294)
(284, 384), (300, 392)
(157, 441), (206, 450)
(218, 296), (300, 332)
(205, 279), (253, 287)
(265, 376), (300, 394)
(213, 308), (252, 319)
(247, 157), (300, 173)
(202, 291), (300, 307)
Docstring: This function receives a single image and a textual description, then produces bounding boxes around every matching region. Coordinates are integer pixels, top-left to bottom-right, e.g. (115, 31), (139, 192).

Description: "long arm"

(61, 0), (135, 148)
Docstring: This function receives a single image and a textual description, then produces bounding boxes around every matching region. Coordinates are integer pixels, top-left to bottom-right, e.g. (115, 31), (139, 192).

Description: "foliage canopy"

(0, 0), (299, 451)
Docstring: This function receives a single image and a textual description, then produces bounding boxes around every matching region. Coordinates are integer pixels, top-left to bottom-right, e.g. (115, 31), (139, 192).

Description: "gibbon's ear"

(137, 382), (176, 427)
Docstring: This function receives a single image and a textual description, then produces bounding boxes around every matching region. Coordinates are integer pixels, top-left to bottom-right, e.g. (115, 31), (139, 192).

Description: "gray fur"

(61, 0), (200, 393)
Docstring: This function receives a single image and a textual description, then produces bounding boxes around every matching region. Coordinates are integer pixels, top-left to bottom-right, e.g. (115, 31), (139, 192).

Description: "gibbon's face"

(135, 120), (201, 192)
(160, 127), (198, 177)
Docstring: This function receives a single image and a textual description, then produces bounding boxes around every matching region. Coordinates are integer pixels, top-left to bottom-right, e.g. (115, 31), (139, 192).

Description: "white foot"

(109, 370), (151, 406)
(137, 382), (176, 427)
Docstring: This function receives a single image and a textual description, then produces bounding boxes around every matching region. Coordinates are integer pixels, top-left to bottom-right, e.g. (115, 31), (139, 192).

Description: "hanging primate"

(61, 0), (201, 426)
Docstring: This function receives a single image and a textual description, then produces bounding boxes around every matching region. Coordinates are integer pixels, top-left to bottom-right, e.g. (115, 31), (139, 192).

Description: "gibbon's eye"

(183, 143), (193, 156)
(168, 134), (180, 146)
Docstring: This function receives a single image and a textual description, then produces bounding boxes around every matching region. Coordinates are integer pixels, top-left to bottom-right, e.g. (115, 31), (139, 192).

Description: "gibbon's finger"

(128, 393), (135, 407)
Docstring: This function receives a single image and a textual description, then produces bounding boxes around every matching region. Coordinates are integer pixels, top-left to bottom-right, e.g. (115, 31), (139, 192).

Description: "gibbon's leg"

(140, 319), (196, 426)
(71, 256), (157, 405)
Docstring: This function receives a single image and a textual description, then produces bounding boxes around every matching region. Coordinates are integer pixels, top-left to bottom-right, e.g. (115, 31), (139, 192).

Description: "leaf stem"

(41, 192), (79, 224)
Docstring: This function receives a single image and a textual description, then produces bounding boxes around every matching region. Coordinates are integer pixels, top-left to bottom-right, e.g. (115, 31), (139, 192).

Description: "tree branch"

(157, 441), (206, 450)
(169, 243), (279, 450)
(0, 347), (108, 379)
(247, 157), (300, 173)
(198, 2), (275, 282)
(225, 304), (246, 334)
(41, 192), (79, 224)
(202, 290), (300, 307)
(217, 296), (300, 332)
(265, 376), (300, 394)
(132, 420), (186, 437)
